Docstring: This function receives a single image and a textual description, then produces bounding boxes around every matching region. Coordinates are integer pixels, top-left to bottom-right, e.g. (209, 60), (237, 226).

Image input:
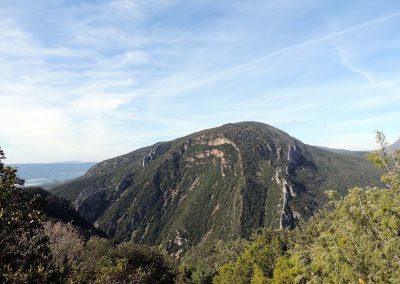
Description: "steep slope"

(51, 122), (382, 255)
(21, 187), (105, 238)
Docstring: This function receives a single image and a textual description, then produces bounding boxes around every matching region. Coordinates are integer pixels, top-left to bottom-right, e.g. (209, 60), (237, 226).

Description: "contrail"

(146, 12), (400, 97)
(226, 12), (400, 73)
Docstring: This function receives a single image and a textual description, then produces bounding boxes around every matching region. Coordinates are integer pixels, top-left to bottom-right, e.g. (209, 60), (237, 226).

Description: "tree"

(213, 229), (291, 284)
(0, 148), (61, 283)
(69, 237), (177, 283)
(178, 239), (247, 284)
(367, 131), (400, 190)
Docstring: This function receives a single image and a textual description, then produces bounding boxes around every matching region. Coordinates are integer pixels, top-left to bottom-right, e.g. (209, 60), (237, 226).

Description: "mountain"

(10, 162), (97, 187)
(51, 122), (382, 256)
(316, 146), (371, 157)
(387, 139), (400, 153)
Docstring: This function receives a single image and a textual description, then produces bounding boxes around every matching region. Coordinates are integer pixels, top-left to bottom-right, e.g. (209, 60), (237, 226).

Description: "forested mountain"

(51, 122), (382, 255)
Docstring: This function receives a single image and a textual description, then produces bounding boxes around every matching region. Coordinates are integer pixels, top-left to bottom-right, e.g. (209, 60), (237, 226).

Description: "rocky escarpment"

(73, 187), (108, 223)
(51, 122), (382, 255)
(143, 145), (159, 167)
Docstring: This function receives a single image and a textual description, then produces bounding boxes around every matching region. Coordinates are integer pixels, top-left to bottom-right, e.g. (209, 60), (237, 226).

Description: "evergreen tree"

(0, 148), (61, 283)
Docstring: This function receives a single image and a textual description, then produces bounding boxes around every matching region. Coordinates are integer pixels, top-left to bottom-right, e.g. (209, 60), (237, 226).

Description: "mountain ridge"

(51, 121), (382, 256)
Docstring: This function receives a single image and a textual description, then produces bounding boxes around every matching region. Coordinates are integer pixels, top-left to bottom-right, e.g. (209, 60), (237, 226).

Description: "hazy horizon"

(4, 121), (396, 164)
(1, 1), (399, 163)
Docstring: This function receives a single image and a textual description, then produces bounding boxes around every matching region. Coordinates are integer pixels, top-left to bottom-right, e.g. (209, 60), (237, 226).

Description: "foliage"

(213, 229), (292, 284)
(213, 132), (400, 283)
(367, 131), (400, 190)
(273, 186), (400, 283)
(0, 148), (63, 283)
(68, 237), (177, 283)
(1, 147), (177, 283)
(178, 239), (247, 284)
(43, 221), (86, 267)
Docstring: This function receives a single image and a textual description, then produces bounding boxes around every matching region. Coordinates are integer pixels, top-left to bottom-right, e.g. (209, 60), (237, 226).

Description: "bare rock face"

(143, 145), (159, 167)
(115, 173), (134, 195)
(73, 187), (108, 223)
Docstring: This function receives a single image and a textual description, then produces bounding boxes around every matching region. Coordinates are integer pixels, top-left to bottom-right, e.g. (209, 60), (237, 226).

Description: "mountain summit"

(51, 122), (382, 256)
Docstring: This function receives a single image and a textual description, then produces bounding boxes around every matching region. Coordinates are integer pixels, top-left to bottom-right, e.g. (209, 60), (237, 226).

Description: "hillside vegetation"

(1, 127), (398, 283)
(0, 147), (177, 283)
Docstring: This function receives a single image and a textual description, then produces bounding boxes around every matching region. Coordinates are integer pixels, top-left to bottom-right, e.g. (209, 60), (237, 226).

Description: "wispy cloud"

(0, 1), (399, 162)
(127, 10), (400, 100)
(336, 46), (376, 84)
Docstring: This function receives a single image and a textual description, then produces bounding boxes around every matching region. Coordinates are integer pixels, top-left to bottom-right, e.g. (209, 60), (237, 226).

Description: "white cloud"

(1, 1), (399, 162)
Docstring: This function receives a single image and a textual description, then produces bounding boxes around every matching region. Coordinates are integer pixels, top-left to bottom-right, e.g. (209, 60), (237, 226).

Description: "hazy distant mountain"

(10, 162), (97, 187)
(316, 146), (371, 157)
(387, 139), (400, 153)
(51, 122), (382, 256)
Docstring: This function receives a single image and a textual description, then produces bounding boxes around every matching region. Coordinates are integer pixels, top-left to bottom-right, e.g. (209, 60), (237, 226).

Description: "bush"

(69, 237), (177, 283)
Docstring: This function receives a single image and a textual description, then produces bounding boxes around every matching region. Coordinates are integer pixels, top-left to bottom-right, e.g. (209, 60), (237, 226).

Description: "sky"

(0, 0), (400, 163)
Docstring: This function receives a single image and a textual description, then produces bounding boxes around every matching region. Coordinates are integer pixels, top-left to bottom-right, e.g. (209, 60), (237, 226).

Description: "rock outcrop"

(143, 146), (159, 166)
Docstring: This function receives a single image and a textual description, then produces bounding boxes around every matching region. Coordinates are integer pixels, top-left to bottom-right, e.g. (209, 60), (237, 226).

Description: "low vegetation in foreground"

(0, 132), (399, 283)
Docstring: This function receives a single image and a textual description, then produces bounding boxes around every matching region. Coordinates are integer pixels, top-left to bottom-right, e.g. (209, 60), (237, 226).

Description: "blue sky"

(0, 0), (399, 163)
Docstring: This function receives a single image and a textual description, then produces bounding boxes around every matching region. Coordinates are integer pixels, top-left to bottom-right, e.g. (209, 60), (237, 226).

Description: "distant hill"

(316, 146), (371, 157)
(387, 139), (400, 153)
(10, 162), (97, 187)
(51, 122), (382, 256)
